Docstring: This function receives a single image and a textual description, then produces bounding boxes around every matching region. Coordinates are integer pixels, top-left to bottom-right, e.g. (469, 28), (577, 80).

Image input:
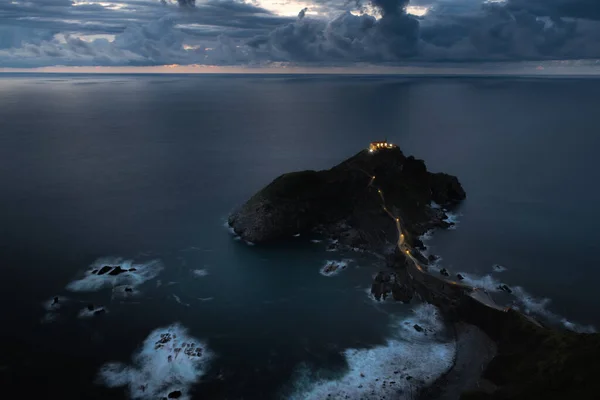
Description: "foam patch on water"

(287, 304), (455, 400)
(430, 201), (441, 209)
(319, 260), (348, 277)
(192, 269), (209, 278)
(41, 296), (70, 323)
(450, 270), (596, 333)
(42, 296), (68, 311)
(223, 220), (237, 236)
(173, 294), (190, 307)
(66, 257), (163, 293)
(98, 323), (212, 400)
(310, 239), (322, 243)
(492, 264), (507, 273)
(112, 285), (139, 300)
(443, 212), (461, 226)
(511, 287), (596, 333)
(420, 230), (434, 242)
(457, 273), (503, 292)
(78, 305), (108, 318)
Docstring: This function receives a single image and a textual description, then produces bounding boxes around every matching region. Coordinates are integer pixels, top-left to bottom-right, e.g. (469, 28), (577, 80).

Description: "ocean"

(0, 74), (599, 399)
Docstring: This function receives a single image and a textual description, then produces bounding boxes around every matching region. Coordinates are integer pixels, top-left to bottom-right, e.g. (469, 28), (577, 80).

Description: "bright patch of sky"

(73, 1), (127, 10)
(406, 6), (430, 16)
(252, 1), (321, 17)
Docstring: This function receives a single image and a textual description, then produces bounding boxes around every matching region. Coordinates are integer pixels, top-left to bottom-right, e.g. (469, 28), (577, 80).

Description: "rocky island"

(229, 143), (600, 400)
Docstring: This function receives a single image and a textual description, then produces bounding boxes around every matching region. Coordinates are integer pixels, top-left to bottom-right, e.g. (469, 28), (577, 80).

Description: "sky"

(2, 0), (600, 69)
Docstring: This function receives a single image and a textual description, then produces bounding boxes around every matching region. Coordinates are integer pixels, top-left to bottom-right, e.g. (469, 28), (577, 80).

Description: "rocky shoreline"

(229, 145), (600, 400)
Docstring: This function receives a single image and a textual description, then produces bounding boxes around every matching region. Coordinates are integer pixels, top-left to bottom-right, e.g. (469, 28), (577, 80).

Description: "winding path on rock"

(365, 168), (508, 313)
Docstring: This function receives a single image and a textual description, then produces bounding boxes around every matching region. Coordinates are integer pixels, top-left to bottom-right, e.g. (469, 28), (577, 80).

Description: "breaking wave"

(286, 304), (455, 400)
(66, 257), (163, 292)
(98, 323), (212, 400)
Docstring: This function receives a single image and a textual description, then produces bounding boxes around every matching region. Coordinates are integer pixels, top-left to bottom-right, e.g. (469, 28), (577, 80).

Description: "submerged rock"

(413, 324), (424, 333)
(167, 390), (182, 399)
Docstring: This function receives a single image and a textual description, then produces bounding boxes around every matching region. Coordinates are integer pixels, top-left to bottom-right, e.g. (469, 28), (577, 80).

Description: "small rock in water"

(87, 303), (95, 311)
(51, 297), (59, 306)
(108, 266), (128, 276)
(406, 376), (412, 381)
(168, 390), (182, 399)
(124, 287), (133, 293)
(91, 269), (98, 274)
(128, 268), (137, 272)
(94, 308), (106, 316)
(97, 266), (112, 275)
(493, 264), (506, 272)
(413, 324), (424, 333)
(498, 284), (512, 293)
(428, 255), (439, 262)
(457, 274), (464, 280)
(440, 268), (450, 277)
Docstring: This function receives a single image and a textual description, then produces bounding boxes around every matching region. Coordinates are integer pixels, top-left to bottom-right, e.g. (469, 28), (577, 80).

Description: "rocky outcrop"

(230, 145), (600, 400)
(371, 271), (413, 303)
(228, 147), (465, 251)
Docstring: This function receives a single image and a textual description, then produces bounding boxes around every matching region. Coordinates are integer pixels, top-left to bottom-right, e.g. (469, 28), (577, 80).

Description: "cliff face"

(228, 147), (465, 250)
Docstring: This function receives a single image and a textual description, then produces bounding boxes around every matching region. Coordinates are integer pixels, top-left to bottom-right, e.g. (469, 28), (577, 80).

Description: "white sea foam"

(41, 296), (70, 323)
(492, 264), (507, 273)
(78, 305), (108, 318)
(172, 294), (190, 307)
(310, 239), (322, 243)
(511, 287), (596, 333)
(98, 323), (212, 400)
(457, 273), (503, 292)
(223, 219), (236, 236)
(197, 297), (214, 302)
(419, 230), (434, 242)
(443, 212), (461, 225)
(192, 269), (209, 278)
(451, 271), (597, 333)
(430, 201), (441, 209)
(287, 304), (455, 400)
(293, 233), (301, 237)
(319, 260), (349, 277)
(112, 284), (139, 300)
(66, 257), (163, 293)
(42, 296), (68, 311)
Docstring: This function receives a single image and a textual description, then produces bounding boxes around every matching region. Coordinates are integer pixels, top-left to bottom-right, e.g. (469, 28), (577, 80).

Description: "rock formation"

(229, 147), (464, 251)
(230, 145), (600, 400)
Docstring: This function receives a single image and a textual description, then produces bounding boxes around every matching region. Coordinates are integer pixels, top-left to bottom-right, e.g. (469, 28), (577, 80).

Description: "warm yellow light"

(372, 176), (376, 179)
(396, 218), (399, 222)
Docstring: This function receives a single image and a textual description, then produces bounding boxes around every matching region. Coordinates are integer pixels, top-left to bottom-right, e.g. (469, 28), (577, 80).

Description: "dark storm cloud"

(2, 0), (600, 67)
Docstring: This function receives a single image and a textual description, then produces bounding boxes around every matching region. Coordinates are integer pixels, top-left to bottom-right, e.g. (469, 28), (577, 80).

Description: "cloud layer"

(1, 0), (600, 67)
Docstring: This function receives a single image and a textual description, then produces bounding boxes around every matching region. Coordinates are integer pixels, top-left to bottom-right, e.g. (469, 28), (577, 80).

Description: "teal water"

(0, 74), (598, 399)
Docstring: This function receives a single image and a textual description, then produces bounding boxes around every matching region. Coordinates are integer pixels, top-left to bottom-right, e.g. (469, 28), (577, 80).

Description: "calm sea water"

(0, 74), (599, 399)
